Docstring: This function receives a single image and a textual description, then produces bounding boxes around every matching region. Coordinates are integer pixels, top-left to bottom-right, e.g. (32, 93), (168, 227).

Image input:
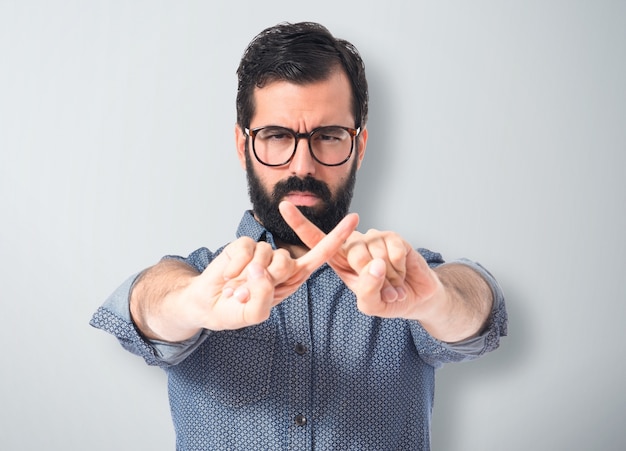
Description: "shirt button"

(294, 343), (307, 355)
(294, 414), (307, 426)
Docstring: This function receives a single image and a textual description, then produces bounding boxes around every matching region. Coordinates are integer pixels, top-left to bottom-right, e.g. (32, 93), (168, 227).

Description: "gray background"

(1, 1), (624, 450)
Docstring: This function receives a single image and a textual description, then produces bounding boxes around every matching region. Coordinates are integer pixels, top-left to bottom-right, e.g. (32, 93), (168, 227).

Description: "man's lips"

(283, 191), (320, 207)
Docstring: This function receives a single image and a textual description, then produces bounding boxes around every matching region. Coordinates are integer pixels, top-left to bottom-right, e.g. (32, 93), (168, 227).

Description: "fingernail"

(382, 286), (398, 302)
(368, 260), (386, 278)
(247, 263), (264, 280)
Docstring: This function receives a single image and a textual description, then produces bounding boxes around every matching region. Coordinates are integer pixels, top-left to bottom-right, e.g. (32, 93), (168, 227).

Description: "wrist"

(131, 264), (203, 342)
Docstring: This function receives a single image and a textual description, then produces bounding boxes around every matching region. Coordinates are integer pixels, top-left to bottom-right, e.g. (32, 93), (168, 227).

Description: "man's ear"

(234, 124), (247, 170)
(356, 127), (368, 170)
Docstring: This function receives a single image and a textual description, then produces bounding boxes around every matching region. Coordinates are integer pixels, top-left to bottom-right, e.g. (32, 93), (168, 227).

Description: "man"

(91, 21), (507, 450)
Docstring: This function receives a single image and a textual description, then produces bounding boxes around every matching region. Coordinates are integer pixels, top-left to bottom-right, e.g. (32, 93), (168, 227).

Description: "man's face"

(235, 70), (368, 246)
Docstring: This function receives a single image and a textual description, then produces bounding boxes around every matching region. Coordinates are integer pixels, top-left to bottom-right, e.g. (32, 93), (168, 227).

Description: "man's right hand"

(130, 212), (358, 342)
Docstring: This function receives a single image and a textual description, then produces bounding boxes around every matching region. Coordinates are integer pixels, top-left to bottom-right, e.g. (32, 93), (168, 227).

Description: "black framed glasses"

(244, 125), (360, 167)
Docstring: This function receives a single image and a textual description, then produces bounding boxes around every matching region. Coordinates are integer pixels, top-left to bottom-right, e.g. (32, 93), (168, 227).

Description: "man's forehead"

(250, 72), (354, 125)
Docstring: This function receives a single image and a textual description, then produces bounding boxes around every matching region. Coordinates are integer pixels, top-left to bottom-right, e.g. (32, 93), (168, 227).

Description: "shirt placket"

(285, 282), (313, 450)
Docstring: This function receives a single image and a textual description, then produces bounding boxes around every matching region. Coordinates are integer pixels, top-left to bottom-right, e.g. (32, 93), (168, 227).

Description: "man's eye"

(260, 129), (291, 141)
(314, 129), (345, 143)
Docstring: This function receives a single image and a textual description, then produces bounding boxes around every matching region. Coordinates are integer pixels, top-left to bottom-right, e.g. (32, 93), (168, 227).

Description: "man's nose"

(288, 137), (316, 177)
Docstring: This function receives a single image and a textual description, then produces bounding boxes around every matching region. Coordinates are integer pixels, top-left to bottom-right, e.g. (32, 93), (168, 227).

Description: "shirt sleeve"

(89, 247), (217, 368)
(410, 256), (508, 368)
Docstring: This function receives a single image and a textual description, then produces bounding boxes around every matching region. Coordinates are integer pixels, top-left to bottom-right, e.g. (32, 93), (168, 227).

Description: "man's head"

(234, 22), (369, 246)
(236, 21), (368, 131)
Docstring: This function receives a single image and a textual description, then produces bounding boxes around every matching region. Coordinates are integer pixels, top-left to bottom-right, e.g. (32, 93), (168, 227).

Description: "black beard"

(245, 149), (357, 246)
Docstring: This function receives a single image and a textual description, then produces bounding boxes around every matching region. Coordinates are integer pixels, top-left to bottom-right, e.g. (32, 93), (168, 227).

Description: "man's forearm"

(421, 263), (493, 343)
(129, 259), (201, 342)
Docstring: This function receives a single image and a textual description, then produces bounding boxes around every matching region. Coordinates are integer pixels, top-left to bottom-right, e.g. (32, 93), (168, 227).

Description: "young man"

(91, 21), (507, 450)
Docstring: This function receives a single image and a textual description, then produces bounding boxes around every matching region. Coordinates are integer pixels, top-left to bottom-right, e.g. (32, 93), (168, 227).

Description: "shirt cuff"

(90, 272), (209, 367)
(440, 258), (508, 357)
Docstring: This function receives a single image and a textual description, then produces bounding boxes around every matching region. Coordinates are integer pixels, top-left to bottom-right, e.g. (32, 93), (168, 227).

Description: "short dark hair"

(236, 22), (368, 130)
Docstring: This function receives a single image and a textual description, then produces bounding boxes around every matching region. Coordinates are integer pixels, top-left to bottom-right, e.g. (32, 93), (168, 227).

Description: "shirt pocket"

(201, 327), (276, 408)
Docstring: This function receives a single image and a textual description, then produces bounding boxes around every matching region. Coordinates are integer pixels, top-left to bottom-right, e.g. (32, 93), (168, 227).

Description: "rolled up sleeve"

(411, 258), (508, 367)
(89, 273), (209, 367)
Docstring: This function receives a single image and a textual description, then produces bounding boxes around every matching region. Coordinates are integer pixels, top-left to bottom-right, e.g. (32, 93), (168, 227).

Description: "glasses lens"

(253, 127), (295, 166)
(310, 127), (354, 165)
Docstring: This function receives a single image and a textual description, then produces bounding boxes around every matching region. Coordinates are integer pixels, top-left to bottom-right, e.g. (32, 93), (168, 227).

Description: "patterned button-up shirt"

(91, 211), (507, 450)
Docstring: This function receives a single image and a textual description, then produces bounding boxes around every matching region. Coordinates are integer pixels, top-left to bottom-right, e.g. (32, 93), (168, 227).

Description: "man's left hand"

(278, 201), (446, 321)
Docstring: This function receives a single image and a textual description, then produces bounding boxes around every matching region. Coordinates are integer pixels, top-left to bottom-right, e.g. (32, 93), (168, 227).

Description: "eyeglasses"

(244, 125), (360, 167)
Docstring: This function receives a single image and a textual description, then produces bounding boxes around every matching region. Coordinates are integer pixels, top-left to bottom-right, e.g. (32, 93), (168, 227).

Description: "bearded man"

(91, 21), (507, 451)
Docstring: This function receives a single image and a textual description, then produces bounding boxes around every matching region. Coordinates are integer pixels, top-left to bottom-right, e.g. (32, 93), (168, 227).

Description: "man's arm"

(130, 258), (203, 342)
(417, 263), (493, 343)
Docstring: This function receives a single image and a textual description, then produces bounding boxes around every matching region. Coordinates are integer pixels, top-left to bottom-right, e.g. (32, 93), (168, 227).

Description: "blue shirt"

(90, 211), (507, 450)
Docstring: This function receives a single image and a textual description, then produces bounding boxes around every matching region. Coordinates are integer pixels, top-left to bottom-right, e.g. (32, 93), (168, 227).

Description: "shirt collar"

(236, 210), (278, 249)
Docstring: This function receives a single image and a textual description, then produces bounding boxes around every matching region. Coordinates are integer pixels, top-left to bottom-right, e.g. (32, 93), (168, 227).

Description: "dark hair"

(236, 22), (368, 130)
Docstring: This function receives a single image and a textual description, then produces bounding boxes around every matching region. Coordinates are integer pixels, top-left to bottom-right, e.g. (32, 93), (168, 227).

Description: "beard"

(245, 148), (357, 246)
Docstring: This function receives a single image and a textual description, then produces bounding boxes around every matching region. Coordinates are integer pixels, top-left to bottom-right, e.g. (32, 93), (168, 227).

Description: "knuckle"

(271, 251), (291, 271)
(256, 243), (273, 259)
(256, 241), (272, 251)
(347, 249), (370, 270)
(232, 236), (256, 255)
(236, 236), (255, 246)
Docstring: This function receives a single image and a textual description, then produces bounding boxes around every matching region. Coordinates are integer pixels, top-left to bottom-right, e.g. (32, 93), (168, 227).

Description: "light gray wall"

(1, 1), (624, 450)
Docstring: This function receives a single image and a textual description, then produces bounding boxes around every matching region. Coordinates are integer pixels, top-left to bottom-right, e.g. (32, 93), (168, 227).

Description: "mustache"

(272, 176), (332, 203)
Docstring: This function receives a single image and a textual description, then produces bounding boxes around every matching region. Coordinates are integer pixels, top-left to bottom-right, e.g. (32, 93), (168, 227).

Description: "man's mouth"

(283, 191), (320, 207)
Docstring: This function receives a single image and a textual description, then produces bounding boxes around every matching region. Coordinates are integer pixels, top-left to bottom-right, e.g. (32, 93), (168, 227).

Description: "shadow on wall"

(431, 277), (528, 450)
(350, 62), (391, 227)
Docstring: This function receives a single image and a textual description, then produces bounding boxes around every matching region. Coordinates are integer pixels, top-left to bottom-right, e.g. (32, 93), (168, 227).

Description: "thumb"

(367, 258), (387, 279)
(359, 258), (405, 304)
(355, 258), (387, 308)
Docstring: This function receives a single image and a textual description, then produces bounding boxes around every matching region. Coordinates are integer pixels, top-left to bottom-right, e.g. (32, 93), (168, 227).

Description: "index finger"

(279, 201), (330, 249)
(279, 201), (358, 273)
